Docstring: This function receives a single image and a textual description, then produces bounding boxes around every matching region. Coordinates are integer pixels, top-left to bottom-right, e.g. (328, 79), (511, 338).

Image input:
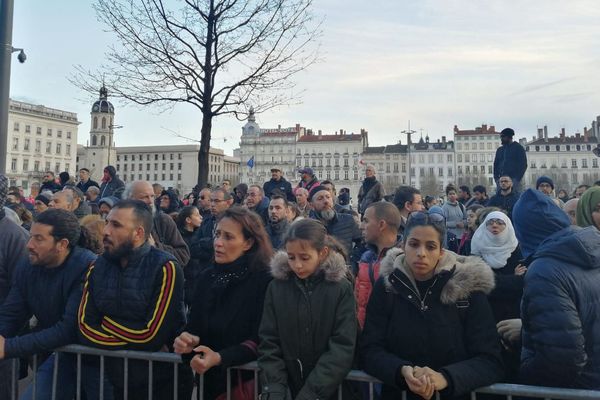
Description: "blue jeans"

(20, 353), (114, 400)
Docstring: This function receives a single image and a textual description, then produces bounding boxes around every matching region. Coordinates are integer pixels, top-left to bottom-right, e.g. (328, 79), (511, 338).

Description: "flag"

(247, 156), (255, 169)
(358, 158), (365, 166)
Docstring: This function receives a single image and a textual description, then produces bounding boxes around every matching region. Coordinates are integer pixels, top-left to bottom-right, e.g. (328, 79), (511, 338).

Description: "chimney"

(482, 124), (487, 131)
(576, 133), (581, 139)
(561, 127), (566, 135)
(278, 124), (281, 130)
(584, 126), (589, 142)
(318, 129), (322, 136)
(442, 136), (446, 143)
(543, 125), (548, 142)
(560, 129), (566, 142)
(490, 125), (495, 132)
(537, 128), (543, 140)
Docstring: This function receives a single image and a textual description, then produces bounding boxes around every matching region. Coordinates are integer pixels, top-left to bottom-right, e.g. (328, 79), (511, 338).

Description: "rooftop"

(454, 124), (499, 136)
(297, 133), (363, 143)
(527, 136), (598, 145)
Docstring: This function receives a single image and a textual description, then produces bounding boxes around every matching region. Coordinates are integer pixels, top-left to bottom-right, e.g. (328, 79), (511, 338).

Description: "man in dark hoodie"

(99, 165), (125, 199)
(493, 127), (527, 189)
(263, 168), (295, 202)
(511, 189), (600, 389)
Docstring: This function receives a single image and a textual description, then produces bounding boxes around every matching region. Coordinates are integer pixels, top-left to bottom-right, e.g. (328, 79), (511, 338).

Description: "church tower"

(84, 86), (117, 180)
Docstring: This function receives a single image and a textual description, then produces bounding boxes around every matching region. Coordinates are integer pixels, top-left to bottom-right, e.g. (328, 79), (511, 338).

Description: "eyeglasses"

(486, 218), (506, 226)
(499, 180), (511, 184)
(210, 199), (226, 204)
(408, 211), (446, 225)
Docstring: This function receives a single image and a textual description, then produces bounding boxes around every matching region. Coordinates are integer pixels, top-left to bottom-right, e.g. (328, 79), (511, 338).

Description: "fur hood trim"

(270, 250), (348, 282)
(379, 248), (495, 304)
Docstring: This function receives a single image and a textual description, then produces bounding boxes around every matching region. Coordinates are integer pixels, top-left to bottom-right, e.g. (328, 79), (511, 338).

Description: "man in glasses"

(392, 186), (424, 236)
(40, 171), (61, 193)
(190, 188), (233, 269)
(487, 175), (521, 220)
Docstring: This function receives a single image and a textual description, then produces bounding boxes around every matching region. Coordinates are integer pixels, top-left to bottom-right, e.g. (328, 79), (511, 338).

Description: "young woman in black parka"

(173, 206), (273, 399)
(361, 212), (504, 400)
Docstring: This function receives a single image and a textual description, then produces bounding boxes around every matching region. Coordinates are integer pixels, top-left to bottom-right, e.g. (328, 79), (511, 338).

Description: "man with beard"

(124, 181), (190, 266)
(40, 171), (62, 193)
(0, 209), (96, 399)
(78, 200), (185, 399)
(493, 127), (527, 190)
(266, 195), (290, 249)
(308, 186), (361, 256)
(263, 168), (294, 202)
(189, 188), (234, 271)
(99, 165), (125, 199)
(487, 175), (521, 220)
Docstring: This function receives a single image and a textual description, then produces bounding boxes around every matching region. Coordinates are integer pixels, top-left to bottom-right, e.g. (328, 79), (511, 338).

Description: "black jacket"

(178, 228), (202, 306)
(152, 211), (190, 266)
(258, 251), (357, 400)
(266, 220), (290, 250)
(488, 247), (524, 322)
(520, 226), (600, 389)
(493, 141), (527, 183)
(0, 247), (96, 358)
(251, 197), (270, 226)
(0, 214), (29, 305)
(486, 190), (520, 220)
(99, 166), (125, 198)
(263, 178), (294, 202)
(184, 255), (272, 399)
(40, 180), (62, 193)
(309, 210), (361, 257)
(189, 213), (217, 266)
(76, 179), (100, 193)
(361, 249), (504, 399)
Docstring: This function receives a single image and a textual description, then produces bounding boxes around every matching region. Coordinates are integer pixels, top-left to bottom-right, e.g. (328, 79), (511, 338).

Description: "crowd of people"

(0, 154), (599, 400)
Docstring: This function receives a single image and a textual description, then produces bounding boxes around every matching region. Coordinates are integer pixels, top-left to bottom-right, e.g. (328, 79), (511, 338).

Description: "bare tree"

(72, 0), (320, 187)
(420, 174), (440, 198)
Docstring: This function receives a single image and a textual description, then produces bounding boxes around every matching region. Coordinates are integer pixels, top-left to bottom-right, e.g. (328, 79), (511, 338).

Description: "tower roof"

(91, 85), (114, 114)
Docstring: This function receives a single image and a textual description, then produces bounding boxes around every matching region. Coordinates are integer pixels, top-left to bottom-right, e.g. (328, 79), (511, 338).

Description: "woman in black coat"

(173, 207), (273, 399)
(361, 212), (504, 399)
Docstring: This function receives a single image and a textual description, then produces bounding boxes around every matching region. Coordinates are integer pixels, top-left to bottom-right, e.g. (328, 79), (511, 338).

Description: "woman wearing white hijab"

(471, 211), (525, 322)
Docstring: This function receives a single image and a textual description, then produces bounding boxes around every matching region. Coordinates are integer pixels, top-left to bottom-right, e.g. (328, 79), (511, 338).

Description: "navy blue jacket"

(520, 226), (600, 389)
(309, 211), (361, 257)
(486, 190), (520, 220)
(190, 213), (217, 266)
(263, 178), (294, 202)
(251, 197), (271, 226)
(0, 247), (96, 358)
(76, 179), (100, 193)
(493, 141), (527, 183)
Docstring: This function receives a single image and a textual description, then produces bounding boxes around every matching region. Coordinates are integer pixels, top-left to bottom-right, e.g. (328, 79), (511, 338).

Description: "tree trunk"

(197, 114), (212, 188)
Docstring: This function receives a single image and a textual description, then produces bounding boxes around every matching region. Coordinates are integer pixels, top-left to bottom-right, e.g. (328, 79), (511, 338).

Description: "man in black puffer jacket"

(263, 168), (294, 202)
(513, 189), (600, 389)
(308, 186), (361, 256)
(78, 200), (185, 399)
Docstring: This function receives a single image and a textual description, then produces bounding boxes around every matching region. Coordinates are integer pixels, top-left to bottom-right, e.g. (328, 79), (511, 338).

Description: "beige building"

(6, 99), (80, 191)
(409, 136), (455, 195)
(360, 143), (409, 194)
(454, 124), (500, 191)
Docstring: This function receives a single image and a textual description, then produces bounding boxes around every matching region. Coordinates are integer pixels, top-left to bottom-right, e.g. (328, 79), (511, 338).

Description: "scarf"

(471, 211), (518, 269)
(211, 254), (250, 288)
(576, 187), (600, 228)
(361, 176), (377, 197)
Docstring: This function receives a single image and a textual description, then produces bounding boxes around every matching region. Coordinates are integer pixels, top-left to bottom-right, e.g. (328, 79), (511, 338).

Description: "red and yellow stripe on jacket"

(100, 261), (177, 343)
(78, 265), (126, 346)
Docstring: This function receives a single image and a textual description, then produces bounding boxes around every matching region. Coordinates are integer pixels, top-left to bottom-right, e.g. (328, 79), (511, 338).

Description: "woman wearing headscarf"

(576, 186), (600, 229)
(471, 211), (525, 322)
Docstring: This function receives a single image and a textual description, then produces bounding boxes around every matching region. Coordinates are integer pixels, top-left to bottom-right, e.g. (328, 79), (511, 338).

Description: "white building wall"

(454, 133), (499, 191)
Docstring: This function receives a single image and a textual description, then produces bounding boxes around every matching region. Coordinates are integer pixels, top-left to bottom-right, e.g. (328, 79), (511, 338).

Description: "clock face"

(93, 105), (99, 112)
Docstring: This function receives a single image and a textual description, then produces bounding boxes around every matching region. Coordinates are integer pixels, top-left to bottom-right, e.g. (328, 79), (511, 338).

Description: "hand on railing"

(173, 331), (200, 354)
(413, 366), (448, 391)
(190, 345), (222, 375)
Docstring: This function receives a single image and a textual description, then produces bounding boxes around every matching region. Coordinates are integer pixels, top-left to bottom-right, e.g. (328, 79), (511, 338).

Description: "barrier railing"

(7, 346), (600, 400)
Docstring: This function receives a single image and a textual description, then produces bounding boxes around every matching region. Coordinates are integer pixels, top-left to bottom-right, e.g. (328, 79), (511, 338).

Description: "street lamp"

(401, 121), (416, 187)
(108, 124), (123, 165)
(0, 0), (26, 174)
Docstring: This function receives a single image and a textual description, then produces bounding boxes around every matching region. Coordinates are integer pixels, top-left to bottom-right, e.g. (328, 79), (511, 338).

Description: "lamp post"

(401, 121), (415, 187)
(0, 0), (26, 175)
(107, 124), (123, 166)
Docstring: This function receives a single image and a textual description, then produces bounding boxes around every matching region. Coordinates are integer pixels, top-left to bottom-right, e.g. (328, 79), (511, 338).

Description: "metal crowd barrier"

(7, 346), (600, 400)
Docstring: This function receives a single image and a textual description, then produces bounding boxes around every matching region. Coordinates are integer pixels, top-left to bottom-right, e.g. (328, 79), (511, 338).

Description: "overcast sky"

(9, 0), (600, 155)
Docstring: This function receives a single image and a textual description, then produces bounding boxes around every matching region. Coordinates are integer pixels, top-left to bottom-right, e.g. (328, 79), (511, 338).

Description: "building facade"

(454, 124), (500, 191)
(77, 88), (239, 195)
(360, 143), (409, 194)
(524, 126), (600, 193)
(6, 99), (80, 191)
(409, 136), (455, 195)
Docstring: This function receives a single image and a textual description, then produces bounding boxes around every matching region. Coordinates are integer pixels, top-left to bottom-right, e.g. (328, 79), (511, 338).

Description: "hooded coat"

(493, 141), (527, 184)
(258, 250), (357, 400)
(99, 166), (125, 199)
(361, 248), (504, 399)
(513, 189), (600, 389)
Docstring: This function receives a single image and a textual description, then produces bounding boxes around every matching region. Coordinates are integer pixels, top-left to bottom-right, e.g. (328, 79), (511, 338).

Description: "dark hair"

(35, 208), (81, 249)
(111, 199), (153, 239)
(176, 206), (198, 230)
(283, 219), (348, 261)
(45, 171), (55, 177)
(269, 194), (289, 208)
(467, 204), (484, 213)
(321, 180), (336, 189)
(445, 184), (457, 195)
(473, 185), (487, 195)
(404, 212), (447, 245)
(393, 186), (421, 211)
(79, 221), (104, 255)
(594, 181), (600, 187)
(577, 184), (590, 191)
(219, 206), (273, 270)
(9, 202), (33, 224)
(63, 185), (85, 201)
(79, 168), (90, 173)
(366, 201), (401, 232)
(7, 191), (21, 201)
(213, 188), (233, 200)
(459, 185), (470, 195)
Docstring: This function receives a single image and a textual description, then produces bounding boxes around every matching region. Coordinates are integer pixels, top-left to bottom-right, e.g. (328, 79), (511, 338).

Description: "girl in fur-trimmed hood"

(361, 211), (504, 400)
(258, 219), (357, 400)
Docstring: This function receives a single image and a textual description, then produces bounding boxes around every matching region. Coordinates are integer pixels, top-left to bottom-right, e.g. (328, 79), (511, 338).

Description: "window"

(334, 171), (339, 180)
(45, 142), (52, 154)
(344, 170), (349, 180)
(448, 167), (453, 177)
(34, 161), (40, 171)
(466, 166), (470, 174)
(154, 174), (157, 181)
(13, 122), (19, 131)
(480, 166), (485, 173)
(419, 155), (425, 163)
(447, 154), (453, 162)
(170, 154), (174, 160)
(25, 125), (31, 133)
(354, 171), (359, 180)
(131, 164), (135, 171)
(428, 155), (434, 163)
(178, 173), (182, 180)
(162, 154), (166, 160)
(124, 155), (128, 161)
(65, 163), (70, 172)
(47, 128), (52, 137)
(178, 153), (182, 160)
(487, 154), (494, 162)
(147, 163), (150, 170)
(155, 154), (159, 160)
(170, 163), (174, 170)
(56, 143), (61, 154)
(594, 159), (598, 168)
(10, 158), (17, 171)
(582, 159), (588, 168)
(117, 155), (121, 161)
(139, 163), (142, 171)
(488, 165), (493, 174)
(572, 159), (577, 167)
(162, 173), (166, 180)
(465, 143), (470, 150)
(429, 167), (434, 176)
(420, 168), (425, 177)
(102, 117), (106, 129)
(394, 163), (399, 173)
(55, 163), (60, 173)
(457, 154), (462, 162)
(457, 143), (462, 150)
(67, 131), (71, 139)
(12, 137), (18, 150)
(57, 130), (62, 138)
(487, 143), (492, 150)
(35, 140), (41, 152)
(479, 143), (484, 150)
(146, 154), (150, 161)
(465, 154), (470, 162)
(124, 164), (128, 171)
(402, 163), (406, 172)
(162, 163), (166, 170)
(36, 127), (42, 135)
(23, 159), (29, 171)
(66, 144), (71, 155)
(178, 163), (182, 170)
(154, 163), (158, 170)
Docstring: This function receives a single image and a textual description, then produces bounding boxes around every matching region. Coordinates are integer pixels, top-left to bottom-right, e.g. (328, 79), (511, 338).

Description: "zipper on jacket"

(296, 359), (304, 379)
(393, 272), (439, 312)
